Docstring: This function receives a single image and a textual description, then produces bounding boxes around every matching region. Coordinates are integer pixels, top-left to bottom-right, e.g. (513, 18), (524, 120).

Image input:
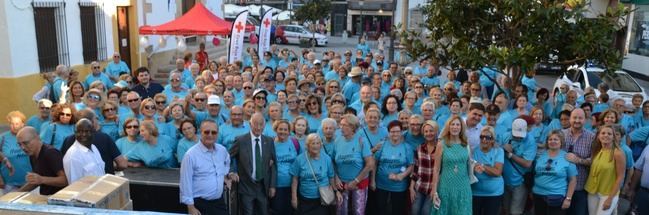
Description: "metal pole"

(388, 0), (396, 63)
(359, 0), (364, 37)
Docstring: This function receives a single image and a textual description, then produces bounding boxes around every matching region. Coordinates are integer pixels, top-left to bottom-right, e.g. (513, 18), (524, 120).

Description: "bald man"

(16, 126), (67, 195)
(229, 113), (277, 215)
(63, 119), (105, 183)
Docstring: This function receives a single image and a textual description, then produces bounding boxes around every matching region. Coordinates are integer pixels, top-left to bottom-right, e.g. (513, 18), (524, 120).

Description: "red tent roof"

(139, 3), (233, 36)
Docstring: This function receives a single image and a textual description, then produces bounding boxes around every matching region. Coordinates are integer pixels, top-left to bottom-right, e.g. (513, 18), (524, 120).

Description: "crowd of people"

(0, 40), (648, 215)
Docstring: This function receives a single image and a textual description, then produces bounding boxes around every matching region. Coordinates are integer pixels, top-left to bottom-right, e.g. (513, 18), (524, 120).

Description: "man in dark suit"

(229, 112), (277, 215)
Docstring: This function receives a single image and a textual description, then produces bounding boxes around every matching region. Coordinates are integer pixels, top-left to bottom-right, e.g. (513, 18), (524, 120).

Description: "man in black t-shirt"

(16, 127), (67, 195)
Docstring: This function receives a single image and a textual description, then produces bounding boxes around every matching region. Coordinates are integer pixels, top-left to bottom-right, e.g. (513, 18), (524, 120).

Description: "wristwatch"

(507, 152), (513, 159)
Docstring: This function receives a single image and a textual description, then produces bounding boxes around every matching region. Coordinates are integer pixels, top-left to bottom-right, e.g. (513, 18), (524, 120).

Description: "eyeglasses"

(128, 98), (140, 103)
(545, 159), (554, 171)
(309, 102), (318, 106)
(255, 96), (266, 100)
(60, 113), (72, 117)
(332, 100), (345, 104)
(103, 108), (115, 112)
(155, 101), (166, 105)
(471, 88), (481, 91)
(331, 111), (343, 115)
(126, 125), (139, 129)
(415, 86), (424, 89)
(202, 130), (218, 135)
(113, 56), (120, 58)
(329, 85), (339, 89)
(195, 98), (206, 102)
(479, 135), (493, 141)
(88, 94), (101, 101)
(288, 100), (298, 104)
(144, 105), (156, 110)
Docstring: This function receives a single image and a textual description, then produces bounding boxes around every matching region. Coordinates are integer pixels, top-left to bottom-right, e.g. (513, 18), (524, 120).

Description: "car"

(552, 64), (648, 107)
(278, 25), (328, 46)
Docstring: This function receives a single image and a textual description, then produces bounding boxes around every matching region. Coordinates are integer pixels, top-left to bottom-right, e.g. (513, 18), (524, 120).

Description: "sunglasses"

(171, 79), (181, 82)
(103, 108), (115, 112)
(128, 98), (140, 103)
(479, 135), (493, 141)
(471, 88), (481, 91)
(93, 66), (100, 69)
(209, 104), (220, 107)
(195, 98), (206, 102)
(332, 100), (345, 104)
(255, 96), (266, 100)
(545, 159), (554, 171)
(39, 107), (50, 110)
(144, 105), (156, 110)
(155, 101), (166, 105)
(60, 113), (72, 117)
(309, 102), (318, 106)
(329, 85), (339, 88)
(244, 86), (252, 90)
(202, 130), (218, 135)
(88, 94), (101, 101)
(126, 125), (139, 129)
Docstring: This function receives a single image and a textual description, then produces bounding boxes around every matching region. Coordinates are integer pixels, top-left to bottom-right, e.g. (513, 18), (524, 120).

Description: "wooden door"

(117, 6), (132, 69)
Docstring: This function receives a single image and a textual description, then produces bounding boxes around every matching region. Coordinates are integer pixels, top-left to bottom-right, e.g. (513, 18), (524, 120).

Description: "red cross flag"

(258, 10), (273, 61)
(229, 11), (249, 64)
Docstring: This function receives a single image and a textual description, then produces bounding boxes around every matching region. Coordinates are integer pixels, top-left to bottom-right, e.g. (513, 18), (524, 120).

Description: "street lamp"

(388, 0), (396, 63)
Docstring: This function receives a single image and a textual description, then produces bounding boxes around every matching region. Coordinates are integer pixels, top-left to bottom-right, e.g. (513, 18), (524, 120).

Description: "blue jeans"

(411, 191), (432, 215)
(636, 188), (649, 215)
(567, 190), (588, 215)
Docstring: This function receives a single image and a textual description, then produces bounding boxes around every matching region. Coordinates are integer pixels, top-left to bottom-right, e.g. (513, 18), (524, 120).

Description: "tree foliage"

(400, 0), (630, 81)
(293, 0), (332, 24)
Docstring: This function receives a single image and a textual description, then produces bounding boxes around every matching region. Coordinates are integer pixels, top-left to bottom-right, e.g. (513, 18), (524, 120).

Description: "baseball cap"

(512, 118), (527, 138)
(207, 95), (221, 105)
(314, 60), (321, 65)
(39, 99), (53, 108)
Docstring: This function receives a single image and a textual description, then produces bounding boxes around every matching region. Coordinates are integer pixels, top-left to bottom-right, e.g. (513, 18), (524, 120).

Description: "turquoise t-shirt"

(176, 137), (198, 163)
(360, 126), (388, 148)
(274, 139), (299, 187)
(26, 116), (49, 134)
(131, 135), (178, 168)
(532, 150), (578, 196)
(471, 147), (505, 196)
(39, 123), (75, 150)
(0, 132), (31, 186)
(217, 122), (250, 150)
(502, 134), (537, 186)
(403, 131), (424, 151)
(332, 133), (372, 182)
(100, 121), (120, 142)
(116, 137), (141, 161)
(375, 142), (414, 192)
(290, 153), (334, 199)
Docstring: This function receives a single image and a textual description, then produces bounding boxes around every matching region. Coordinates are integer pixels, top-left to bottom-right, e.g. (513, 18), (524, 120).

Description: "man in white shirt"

(464, 103), (485, 149)
(63, 119), (105, 183)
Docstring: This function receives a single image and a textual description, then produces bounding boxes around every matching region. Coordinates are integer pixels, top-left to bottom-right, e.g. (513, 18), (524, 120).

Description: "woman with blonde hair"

(585, 125), (626, 214)
(99, 101), (120, 141)
(129, 120), (177, 168)
(532, 130), (577, 215)
(431, 115), (472, 215)
(410, 120), (440, 215)
(0, 111), (31, 193)
(471, 125), (505, 215)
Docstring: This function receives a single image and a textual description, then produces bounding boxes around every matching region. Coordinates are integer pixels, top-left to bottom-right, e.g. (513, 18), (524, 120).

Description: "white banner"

(228, 11), (249, 64)
(258, 10), (273, 61)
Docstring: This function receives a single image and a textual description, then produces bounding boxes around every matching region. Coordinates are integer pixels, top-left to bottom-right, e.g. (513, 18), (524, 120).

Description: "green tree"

(293, 0), (332, 47)
(400, 0), (630, 84)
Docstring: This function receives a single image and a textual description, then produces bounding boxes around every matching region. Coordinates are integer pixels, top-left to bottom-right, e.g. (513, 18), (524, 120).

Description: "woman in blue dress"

(40, 103), (75, 150)
(271, 119), (298, 215)
(130, 121), (177, 168)
(0, 111), (32, 193)
(176, 119), (198, 163)
(431, 115), (472, 215)
(100, 101), (120, 141)
(116, 118), (141, 166)
(381, 95), (401, 126)
(372, 120), (414, 215)
(290, 134), (340, 214)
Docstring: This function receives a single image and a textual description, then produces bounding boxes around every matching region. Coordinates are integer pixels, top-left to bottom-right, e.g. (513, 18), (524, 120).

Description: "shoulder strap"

(50, 124), (57, 146)
(361, 127), (372, 147)
(1, 136), (5, 153)
(291, 137), (300, 155)
(305, 153), (320, 185)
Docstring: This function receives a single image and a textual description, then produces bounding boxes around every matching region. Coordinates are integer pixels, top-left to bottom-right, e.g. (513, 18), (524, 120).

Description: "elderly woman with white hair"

(319, 118), (338, 157)
(332, 114), (375, 215)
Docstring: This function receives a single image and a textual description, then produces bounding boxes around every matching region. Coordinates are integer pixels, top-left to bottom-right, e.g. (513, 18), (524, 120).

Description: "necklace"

(454, 165), (459, 173)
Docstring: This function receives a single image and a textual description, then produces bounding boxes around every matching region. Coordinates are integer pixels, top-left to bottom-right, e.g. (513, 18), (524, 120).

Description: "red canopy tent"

(139, 3), (251, 36)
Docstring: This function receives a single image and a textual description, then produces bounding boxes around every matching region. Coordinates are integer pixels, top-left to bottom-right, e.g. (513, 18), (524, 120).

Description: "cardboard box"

(48, 174), (130, 210)
(120, 199), (133, 211)
(48, 176), (98, 206)
(0, 192), (48, 205)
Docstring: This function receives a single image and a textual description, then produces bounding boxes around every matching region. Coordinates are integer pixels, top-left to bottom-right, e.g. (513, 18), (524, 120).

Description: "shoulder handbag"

(466, 144), (479, 184)
(305, 153), (336, 205)
(50, 124), (57, 146)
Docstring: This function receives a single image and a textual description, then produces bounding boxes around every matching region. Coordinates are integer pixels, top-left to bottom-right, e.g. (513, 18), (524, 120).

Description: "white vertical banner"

(258, 10), (273, 60)
(228, 11), (249, 64)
